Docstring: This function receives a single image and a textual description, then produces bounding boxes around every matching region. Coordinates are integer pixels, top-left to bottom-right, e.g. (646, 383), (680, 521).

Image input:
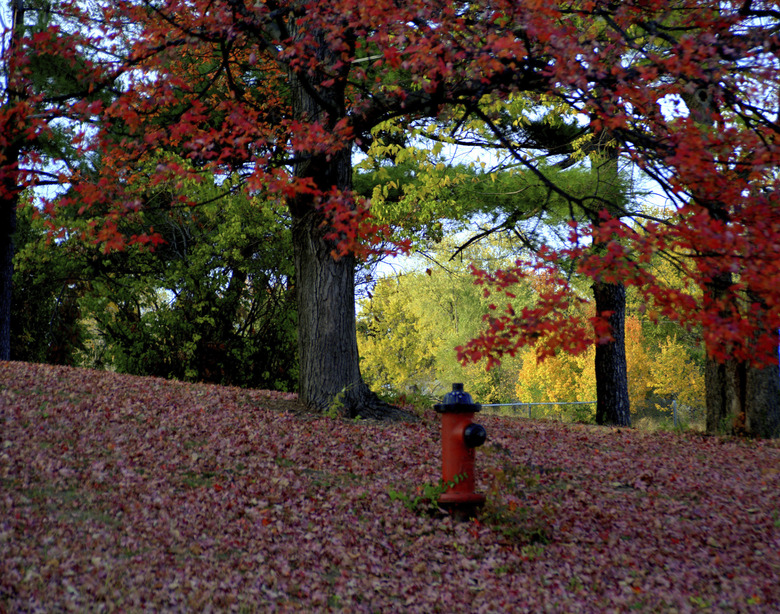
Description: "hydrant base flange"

(439, 494), (485, 520)
(439, 492), (486, 506)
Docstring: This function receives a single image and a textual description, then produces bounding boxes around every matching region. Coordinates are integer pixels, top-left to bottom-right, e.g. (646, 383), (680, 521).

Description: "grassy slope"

(1, 361), (779, 613)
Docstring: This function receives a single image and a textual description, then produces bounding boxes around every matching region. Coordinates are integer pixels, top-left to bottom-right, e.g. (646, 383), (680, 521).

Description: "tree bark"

(1, 0), (25, 362)
(704, 280), (780, 437)
(681, 80), (780, 437)
(0, 187), (17, 362)
(589, 134), (631, 427)
(593, 281), (631, 426)
(745, 361), (780, 438)
(288, 147), (409, 419)
(292, 207), (363, 412)
(704, 356), (740, 434)
(286, 24), (410, 419)
(705, 344), (780, 438)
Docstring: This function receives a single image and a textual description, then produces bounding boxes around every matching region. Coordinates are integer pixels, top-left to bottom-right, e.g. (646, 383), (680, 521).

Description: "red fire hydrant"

(434, 383), (487, 517)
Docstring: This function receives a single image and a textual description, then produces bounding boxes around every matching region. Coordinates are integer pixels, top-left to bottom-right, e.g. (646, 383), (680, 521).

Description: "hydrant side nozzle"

(463, 423), (487, 448)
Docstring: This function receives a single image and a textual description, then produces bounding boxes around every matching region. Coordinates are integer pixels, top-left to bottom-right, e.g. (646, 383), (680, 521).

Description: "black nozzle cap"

(464, 423), (487, 448)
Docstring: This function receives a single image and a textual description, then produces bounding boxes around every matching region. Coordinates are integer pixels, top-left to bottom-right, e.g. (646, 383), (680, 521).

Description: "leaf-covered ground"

(1, 362), (779, 613)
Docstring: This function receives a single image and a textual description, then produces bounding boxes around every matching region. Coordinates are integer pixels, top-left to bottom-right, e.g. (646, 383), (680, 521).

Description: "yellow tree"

(650, 335), (706, 413)
(515, 315), (656, 419)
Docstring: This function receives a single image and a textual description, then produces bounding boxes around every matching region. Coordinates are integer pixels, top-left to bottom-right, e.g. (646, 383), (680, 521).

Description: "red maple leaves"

(2, 361), (779, 611)
(4, 0), (780, 368)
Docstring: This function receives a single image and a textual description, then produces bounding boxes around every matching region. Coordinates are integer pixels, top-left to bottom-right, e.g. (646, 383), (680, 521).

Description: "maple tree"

(4, 1), (780, 432)
(0, 0), (111, 360)
(28, 0), (557, 416)
(443, 2), (780, 436)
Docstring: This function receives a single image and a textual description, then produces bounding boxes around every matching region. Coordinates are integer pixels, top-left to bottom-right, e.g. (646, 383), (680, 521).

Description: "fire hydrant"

(434, 383), (487, 516)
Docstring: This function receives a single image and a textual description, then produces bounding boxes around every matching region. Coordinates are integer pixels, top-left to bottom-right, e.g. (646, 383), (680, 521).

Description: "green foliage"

(353, 158), (472, 250)
(16, 174), (298, 391)
(324, 385), (362, 420)
(86, 188), (297, 389)
(387, 474), (466, 516)
(11, 200), (86, 364)
(360, 232), (705, 411)
(357, 237), (527, 401)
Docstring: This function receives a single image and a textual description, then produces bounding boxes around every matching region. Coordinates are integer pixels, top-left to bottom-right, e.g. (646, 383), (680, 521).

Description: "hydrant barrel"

(434, 383), (486, 512)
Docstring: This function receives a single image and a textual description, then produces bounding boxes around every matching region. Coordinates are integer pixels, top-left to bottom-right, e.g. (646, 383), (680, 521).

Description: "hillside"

(1, 361), (779, 612)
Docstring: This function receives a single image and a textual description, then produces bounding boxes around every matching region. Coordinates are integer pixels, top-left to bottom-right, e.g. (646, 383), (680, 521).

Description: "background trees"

(1, 0), (110, 360)
(358, 238), (528, 403)
(358, 237), (705, 421)
(10, 200), (86, 364)
(439, 3), (780, 436)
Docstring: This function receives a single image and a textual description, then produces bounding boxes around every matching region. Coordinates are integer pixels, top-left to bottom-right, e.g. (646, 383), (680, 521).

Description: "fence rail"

(480, 399), (689, 428)
(480, 401), (596, 420)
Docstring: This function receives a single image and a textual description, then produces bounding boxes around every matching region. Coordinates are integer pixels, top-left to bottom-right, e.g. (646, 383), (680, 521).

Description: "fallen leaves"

(1, 361), (779, 611)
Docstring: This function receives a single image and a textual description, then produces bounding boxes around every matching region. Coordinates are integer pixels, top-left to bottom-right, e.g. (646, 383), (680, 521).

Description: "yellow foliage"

(650, 335), (705, 412)
(625, 316), (652, 414)
(515, 316), (669, 415)
(515, 345), (593, 404)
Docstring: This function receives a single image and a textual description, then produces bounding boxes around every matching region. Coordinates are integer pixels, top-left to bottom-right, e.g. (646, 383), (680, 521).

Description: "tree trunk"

(0, 189), (17, 362)
(590, 134), (630, 427)
(292, 208), (364, 412)
(705, 351), (780, 438)
(287, 25), (409, 420)
(703, 277), (780, 438)
(705, 356), (741, 434)
(289, 150), (408, 419)
(592, 280), (631, 426)
(745, 361), (780, 438)
(1, 0), (25, 361)
(681, 81), (780, 438)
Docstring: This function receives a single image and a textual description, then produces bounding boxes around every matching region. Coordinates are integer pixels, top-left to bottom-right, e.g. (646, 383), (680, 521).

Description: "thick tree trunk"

(291, 203), (409, 419)
(292, 208), (364, 412)
(592, 281), (631, 426)
(745, 362), (780, 438)
(286, 25), (410, 420)
(289, 154), (408, 419)
(0, 190), (16, 361)
(705, 357), (741, 434)
(705, 351), (780, 438)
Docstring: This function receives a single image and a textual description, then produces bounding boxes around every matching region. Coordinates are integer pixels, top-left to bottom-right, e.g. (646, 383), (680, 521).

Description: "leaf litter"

(1, 362), (779, 612)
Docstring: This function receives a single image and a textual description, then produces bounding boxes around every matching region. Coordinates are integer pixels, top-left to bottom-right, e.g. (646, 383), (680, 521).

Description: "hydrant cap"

(434, 382), (482, 414)
(464, 423), (487, 448)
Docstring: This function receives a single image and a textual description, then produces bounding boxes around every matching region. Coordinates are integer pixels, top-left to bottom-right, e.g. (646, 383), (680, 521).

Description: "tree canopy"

(2, 0), (779, 431)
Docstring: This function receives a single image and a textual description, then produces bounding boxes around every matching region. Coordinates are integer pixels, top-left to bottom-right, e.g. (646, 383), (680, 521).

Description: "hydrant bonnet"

(434, 382), (481, 414)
